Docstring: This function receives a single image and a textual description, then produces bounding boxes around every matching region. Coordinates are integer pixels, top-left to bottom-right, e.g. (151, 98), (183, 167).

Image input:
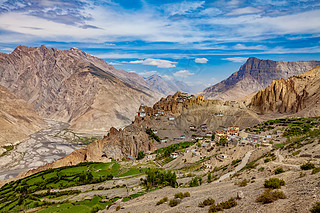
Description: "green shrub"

(137, 151), (145, 160)
(189, 177), (202, 187)
(311, 167), (320, 174)
(301, 162), (315, 170)
(208, 197), (237, 212)
(174, 192), (190, 199)
(198, 198), (215, 208)
(169, 199), (179, 207)
(235, 179), (249, 187)
(274, 168), (285, 175)
(208, 173), (212, 183)
(174, 192), (184, 199)
(264, 178), (285, 189)
(256, 189), (286, 204)
(310, 202), (320, 213)
(184, 192), (190, 197)
(116, 205), (121, 211)
(208, 204), (223, 212)
(219, 197), (237, 209)
(156, 197), (168, 205)
(258, 167), (265, 172)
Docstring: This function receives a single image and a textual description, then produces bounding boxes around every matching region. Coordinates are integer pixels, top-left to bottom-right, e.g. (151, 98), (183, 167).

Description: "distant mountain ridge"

(0, 45), (162, 134)
(199, 57), (320, 101)
(145, 74), (190, 95)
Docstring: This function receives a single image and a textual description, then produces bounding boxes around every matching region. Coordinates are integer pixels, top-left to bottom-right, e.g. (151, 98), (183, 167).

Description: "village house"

(170, 152), (179, 158)
(215, 130), (228, 141)
(161, 137), (168, 143)
(136, 111), (146, 117)
(157, 110), (164, 115)
(181, 92), (188, 97)
(227, 126), (239, 136)
(214, 112), (224, 117)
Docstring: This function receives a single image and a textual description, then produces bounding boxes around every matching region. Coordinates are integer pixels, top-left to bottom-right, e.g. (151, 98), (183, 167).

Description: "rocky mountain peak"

(198, 58), (320, 101)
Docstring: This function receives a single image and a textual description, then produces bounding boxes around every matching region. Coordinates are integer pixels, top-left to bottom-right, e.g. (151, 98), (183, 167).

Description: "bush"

(219, 197), (237, 209)
(169, 199), (179, 207)
(235, 179), (249, 187)
(208, 204), (223, 212)
(264, 178), (285, 189)
(189, 177), (202, 187)
(301, 162), (315, 170)
(184, 192), (190, 197)
(208, 197), (237, 212)
(156, 197), (168, 205)
(256, 189), (286, 204)
(198, 198), (215, 208)
(274, 168), (285, 175)
(116, 205), (121, 211)
(137, 151), (145, 160)
(310, 202), (320, 213)
(174, 192), (190, 199)
(312, 167), (320, 174)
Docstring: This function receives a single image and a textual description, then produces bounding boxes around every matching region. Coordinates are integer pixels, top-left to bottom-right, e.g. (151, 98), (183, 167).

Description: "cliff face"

(0, 84), (45, 146)
(0, 45), (161, 134)
(249, 66), (320, 115)
(199, 57), (320, 101)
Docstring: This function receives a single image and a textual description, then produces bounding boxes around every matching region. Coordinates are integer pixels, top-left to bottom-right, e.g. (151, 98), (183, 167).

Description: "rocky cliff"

(249, 66), (320, 116)
(0, 45), (162, 134)
(0, 84), (45, 147)
(20, 121), (156, 177)
(199, 57), (320, 101)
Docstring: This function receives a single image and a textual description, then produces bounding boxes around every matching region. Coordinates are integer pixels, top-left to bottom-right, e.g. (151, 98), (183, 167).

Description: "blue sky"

(0, 0), (319, 92)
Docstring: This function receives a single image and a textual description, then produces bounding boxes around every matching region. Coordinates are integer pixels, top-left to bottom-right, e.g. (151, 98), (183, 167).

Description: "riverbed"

(0, 120), (84, 180)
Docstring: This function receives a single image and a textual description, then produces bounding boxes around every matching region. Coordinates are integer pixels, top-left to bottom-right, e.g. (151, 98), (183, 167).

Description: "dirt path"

(214, 149), (254, 183)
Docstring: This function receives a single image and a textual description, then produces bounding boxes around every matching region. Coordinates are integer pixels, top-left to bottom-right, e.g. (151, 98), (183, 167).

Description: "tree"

(211, 133), (215, 141)
(208, 173), (212, 183)
(137, 151), (145, 160)
(218, 137), (228, 146)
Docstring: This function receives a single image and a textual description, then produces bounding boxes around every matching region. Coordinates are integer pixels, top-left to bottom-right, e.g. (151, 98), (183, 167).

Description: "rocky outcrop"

(199, 57), (320, 101)
(249, 66), (320, 115)
(20, 122), (156, 177)
(0, 84), (45, 146)
(0, 45), (162, 134)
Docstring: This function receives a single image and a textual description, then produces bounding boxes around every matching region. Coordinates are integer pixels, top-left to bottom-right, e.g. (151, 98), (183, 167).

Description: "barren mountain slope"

(145, 74), (189, 95)
(199, 57), (320, 101)
(249, 66), (320, 116)
(0, 84), (45, 147)
(0, 45), (161, 133)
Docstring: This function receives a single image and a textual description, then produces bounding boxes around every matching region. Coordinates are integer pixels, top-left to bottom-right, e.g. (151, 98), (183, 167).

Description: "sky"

(0, 0), (319, 92)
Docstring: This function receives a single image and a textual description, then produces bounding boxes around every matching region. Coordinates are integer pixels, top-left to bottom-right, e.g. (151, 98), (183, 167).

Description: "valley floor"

(0, 120), (83, 180)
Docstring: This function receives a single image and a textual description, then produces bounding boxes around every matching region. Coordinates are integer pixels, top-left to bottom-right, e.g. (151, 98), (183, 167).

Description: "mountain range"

(199, 57), (320, 101)
(0, 45), (165, 135)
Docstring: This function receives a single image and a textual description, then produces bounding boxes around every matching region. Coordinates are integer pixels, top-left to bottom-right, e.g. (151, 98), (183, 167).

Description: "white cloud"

(173, 70), (194, 77)
(138, 71), (157, 76)
(129, 58), (177, 68)
(233, 44), (266, 50)
(222, 57), (248, 63)
(195, 58), (208, 63)
(108, 62), (121, 65)
(160, 74), (174, 81)
(1, 47), (14, 52)
(162, 1), (205, 16)
(227, 7), (262, 16)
